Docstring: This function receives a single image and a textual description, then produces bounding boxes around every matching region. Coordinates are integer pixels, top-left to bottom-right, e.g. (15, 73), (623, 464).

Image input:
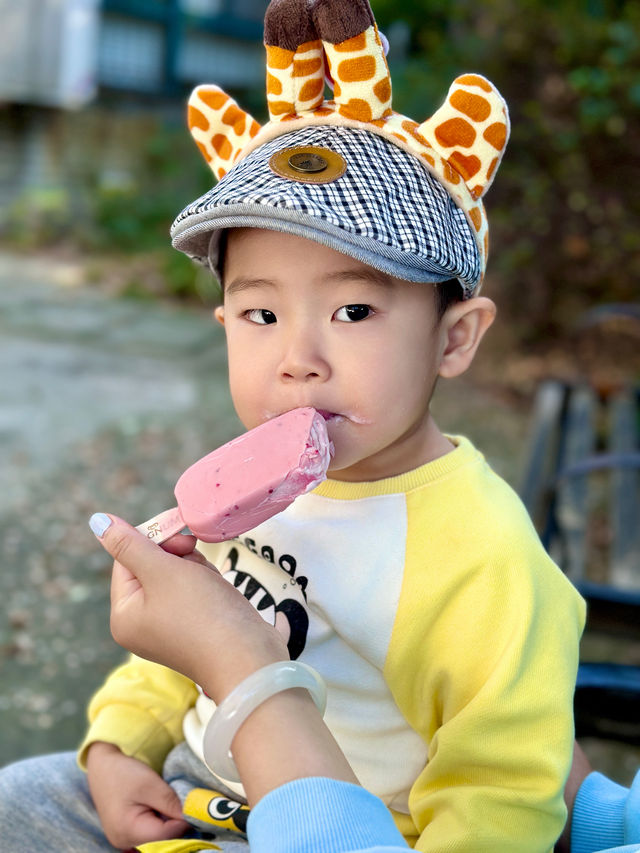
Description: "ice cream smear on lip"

(136, 408), (333, 544)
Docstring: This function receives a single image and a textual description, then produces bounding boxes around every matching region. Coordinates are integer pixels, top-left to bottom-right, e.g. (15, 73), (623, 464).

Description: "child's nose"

(278, 330), (330, 383)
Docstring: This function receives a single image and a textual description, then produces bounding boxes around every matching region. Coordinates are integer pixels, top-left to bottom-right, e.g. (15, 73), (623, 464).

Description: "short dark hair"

(435, 278), (463, 320)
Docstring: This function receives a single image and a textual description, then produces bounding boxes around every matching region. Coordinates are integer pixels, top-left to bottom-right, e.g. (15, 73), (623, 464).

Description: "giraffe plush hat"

(171, 0), (510, 296)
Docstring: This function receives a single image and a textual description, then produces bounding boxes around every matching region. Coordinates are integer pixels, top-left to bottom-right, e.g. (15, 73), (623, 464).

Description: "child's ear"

(214, 306), (225, 326)
(438, 297), (496, 379)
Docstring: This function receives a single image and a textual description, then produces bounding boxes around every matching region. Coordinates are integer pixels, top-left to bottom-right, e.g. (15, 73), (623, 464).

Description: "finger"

(161, 532), (198, 557)
(89, 513), (176, 584)
(128, 811), (189, 845)
(183, 550), (221, 572)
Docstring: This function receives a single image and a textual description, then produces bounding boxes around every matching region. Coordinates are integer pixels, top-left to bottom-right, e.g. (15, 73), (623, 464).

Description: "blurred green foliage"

(372, 0), (640, 340)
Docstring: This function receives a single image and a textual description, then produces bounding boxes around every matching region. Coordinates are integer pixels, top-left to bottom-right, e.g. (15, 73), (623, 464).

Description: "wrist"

(198, 640), (289, 705)
(86, 741), (122, 769)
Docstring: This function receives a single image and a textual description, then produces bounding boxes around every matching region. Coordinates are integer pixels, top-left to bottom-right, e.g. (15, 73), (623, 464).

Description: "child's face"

(217, 228), (450, 482)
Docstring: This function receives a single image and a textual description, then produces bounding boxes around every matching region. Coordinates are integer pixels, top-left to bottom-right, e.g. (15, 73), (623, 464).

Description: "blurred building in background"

(0, 0), (268, 231)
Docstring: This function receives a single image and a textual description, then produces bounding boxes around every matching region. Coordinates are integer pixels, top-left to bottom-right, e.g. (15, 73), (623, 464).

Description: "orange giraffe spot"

(299, 39), (321, 53)
(216, 166), (226, 180)
(420, 152), (436, 166)
(266, 45), (294, 70)
(483, 122), (507, 151)
(293, 57), (323, 77)
(402, 120), (429, 146)
(484, 232), (489, 255)
(449, 151), (482, 181)
(299, 78), (324, 102)
(333, 79), (342, 98)
(267, 72), (282, 96)
(339, 99), (373, 122)
(313, 106), (334, 116)
(337, 55), (376, 83)
(199, 89), (229, 111)
(449, 90), (491, 123)
(222, 105), (246, 136)
(468, 207), (483, 232)
(435, 117), (476, 149)
(212, 134), (233, 160)
(188, 105), (209, 132)
(334, 32), (367, 52)
(472, 184), (485, 199)
(233, 149), (242, 162)
(392, 133), (408, 142)
(456, 74), (492, 93)
(249, 120), (261, 137)
(370, 118), (387, 128)
(269, 100), (297, 116)
(373, 77), (391, 104)
(442, 160), (461, 185)
(195, 140), (211, 163)
(486, 156), (499, 181)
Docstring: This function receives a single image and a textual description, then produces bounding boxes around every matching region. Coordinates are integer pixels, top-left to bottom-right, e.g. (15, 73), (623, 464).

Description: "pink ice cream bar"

(136, 408), (332, 544)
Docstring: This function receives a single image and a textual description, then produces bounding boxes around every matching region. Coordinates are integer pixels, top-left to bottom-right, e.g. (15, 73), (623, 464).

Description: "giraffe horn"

(264, 0), (325, 121)
(313, 0), (392, 122)
(418, 74), (510, 200)
(188, 85), (262, 180)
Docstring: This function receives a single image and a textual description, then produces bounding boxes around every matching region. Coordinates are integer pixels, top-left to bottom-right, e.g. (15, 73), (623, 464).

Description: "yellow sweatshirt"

(80, 436), (585, 852)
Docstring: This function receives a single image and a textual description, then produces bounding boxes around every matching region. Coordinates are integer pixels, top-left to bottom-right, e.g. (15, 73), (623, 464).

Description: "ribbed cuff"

(571, 771), (628, 853)
(247, 777), (408, 853)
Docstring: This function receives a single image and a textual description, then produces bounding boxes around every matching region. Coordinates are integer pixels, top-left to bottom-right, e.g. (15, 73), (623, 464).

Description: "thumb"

(89, 513), (176, 585)
(142, 774), (187, 822)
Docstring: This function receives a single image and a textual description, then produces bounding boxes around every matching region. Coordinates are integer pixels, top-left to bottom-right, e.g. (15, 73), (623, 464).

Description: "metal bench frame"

(520, 379), (640, 743)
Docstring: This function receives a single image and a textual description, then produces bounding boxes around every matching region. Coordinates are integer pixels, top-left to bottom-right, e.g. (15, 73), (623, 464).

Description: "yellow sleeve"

(77, 654), (198, 772)
(384, 484), (586, 852)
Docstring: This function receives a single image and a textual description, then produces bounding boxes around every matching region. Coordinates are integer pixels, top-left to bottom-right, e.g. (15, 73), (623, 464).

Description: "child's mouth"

(316, 410), (340, 423)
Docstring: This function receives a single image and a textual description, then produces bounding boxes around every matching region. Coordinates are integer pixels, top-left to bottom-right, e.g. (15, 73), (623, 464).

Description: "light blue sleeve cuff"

(571, 771), (640, 853)
(247, 777), (409, 853)
(625, 769), (640, 844)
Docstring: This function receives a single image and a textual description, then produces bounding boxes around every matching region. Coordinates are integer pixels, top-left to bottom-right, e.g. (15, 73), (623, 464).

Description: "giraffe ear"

(188, 85), (262, 180)
(418, 74), (510, 200)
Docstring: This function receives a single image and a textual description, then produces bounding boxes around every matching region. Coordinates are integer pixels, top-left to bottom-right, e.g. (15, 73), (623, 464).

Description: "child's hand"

(90, 513), (289, 703)
(86, 742), (189, 849)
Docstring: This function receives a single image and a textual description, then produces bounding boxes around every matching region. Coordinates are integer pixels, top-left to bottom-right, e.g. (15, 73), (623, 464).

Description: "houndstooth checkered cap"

(171, 125), (482, 296)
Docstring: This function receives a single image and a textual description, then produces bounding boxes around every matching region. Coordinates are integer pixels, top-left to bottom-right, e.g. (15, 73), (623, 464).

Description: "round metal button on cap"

(288, 151), (328, 173)
(269, 146), (347, 184)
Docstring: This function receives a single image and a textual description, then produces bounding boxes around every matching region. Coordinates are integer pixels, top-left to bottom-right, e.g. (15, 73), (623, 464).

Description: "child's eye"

(334, 304), (373, 323)
(245, 309), (277, 325)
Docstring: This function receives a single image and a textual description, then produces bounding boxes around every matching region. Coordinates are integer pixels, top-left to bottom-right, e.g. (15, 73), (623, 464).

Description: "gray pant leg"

(0, 751), (117, 853)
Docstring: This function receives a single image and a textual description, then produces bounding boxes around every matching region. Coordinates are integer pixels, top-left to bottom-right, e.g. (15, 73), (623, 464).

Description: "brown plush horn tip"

(264, 0), (318, 49)
(312, 0), (374, 44)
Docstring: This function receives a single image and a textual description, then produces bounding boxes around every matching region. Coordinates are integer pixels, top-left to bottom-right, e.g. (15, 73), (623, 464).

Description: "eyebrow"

(324, 268), (395, 289)
(224, 277), (277, 298)
(224, 266), (394, 298)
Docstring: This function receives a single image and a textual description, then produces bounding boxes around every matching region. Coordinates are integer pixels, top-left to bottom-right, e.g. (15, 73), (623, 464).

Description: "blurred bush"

(373, 0), (640, 343)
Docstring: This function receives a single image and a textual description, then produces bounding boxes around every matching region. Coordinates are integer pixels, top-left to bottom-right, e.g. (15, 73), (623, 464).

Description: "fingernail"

(89, 513), (112, 538)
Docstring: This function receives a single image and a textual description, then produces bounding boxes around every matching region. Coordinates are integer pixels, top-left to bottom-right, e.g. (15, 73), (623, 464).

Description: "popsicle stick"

(136, 506), (187, 544)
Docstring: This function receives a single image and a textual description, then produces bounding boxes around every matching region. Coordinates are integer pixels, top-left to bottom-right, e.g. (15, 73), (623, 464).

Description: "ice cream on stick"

(136, 408), (332, 545)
